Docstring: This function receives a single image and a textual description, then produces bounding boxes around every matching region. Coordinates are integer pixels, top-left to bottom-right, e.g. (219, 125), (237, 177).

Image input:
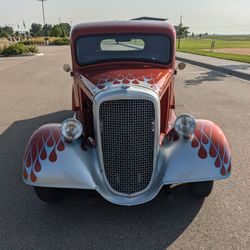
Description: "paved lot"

(177, 52), (250, 81)
(0, 46), (249, 250)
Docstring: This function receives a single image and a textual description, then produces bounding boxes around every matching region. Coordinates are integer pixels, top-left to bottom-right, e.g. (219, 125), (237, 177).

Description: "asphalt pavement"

(177, 51), (250, 81)
(0, 46), (249, 250)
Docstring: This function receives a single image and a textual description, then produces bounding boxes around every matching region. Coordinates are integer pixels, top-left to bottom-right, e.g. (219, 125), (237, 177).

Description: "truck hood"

(79, 65), (174, 97)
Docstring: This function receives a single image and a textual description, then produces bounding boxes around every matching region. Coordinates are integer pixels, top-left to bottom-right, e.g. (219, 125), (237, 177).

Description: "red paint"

(122, 79), (130, 84)
(127, 75), (134, 80)
(220, 166), (226, 176)
(148, 80), (155, 84)
(84, 68), (172, 94)
(23, 124), (65, 182)
(57, 141), (65, 151)
(34, 160), (41, 172)
(30, 171), (37, 182)
(198, 144), (207, 159)
(209, 143), (217, 158)
(40, 148), (47, 160)
(23, 169), (28, 179)
(215, 156), (221, 168)
(191, 137), (199, 148)
(201, 132), (209, 144)
(49, 149), (57, 162)
(132, 79), (139, 84)
(191, 120), (231, 176)
(70, 21), (176, 139)
(47, 135), (54, 147)
(165, 129), (180, 143)
(26, 153), (31, 167)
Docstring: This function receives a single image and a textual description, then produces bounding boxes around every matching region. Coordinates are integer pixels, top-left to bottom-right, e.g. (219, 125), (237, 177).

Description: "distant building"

(16, 31), (26, 35)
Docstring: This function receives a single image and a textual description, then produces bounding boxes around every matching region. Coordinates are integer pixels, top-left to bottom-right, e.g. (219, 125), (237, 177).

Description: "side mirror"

(63, 64), (71, 73)
(177, 62), (186, 70)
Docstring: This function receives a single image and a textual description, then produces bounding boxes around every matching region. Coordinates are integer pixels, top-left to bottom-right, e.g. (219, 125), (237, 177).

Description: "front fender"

(22, 124), (99, 189)
(22, 120), (232, 206)
(159, 119), (232, 184)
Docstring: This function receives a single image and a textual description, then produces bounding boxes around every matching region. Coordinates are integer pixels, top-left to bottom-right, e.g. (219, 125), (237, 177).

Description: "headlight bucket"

(174, 114), (196, 138)
(61, 118), (83, 142)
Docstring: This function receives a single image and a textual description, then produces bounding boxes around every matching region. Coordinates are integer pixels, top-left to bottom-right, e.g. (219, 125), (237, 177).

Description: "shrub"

(1, 43), (38, 56)
(2, 43), (28, 56)
(22, 40), (34, 45)
(27, 45), (39, 53)
(20, 37), (70, 46)
(22, 37), (45, 45)
(51, 38), (70, 45)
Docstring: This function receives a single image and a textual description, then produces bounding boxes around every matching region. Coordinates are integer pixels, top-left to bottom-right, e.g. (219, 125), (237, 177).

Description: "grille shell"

(99, 99), (155, 195)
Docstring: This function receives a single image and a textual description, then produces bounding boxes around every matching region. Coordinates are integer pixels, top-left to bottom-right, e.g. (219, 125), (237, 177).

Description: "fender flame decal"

(191, 120), (231, 176)
(23, 125), (65, 182)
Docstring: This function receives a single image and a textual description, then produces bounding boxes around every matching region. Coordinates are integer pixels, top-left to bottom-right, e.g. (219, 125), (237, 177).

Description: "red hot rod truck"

(23, 21), (231, 205)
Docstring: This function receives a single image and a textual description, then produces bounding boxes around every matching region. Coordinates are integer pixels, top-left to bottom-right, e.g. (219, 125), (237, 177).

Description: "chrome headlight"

(61, 118), (83, 142)
(174, 114), (196, 138)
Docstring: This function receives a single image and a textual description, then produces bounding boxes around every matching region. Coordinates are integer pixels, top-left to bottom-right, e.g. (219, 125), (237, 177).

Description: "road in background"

(0, 46), (249, 249)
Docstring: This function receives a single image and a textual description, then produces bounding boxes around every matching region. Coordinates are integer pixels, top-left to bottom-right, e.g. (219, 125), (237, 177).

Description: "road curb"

(176, 56), (250, 81)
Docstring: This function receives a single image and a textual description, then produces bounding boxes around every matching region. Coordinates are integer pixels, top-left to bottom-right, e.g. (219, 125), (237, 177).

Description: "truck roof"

(71, 20), (175, 39)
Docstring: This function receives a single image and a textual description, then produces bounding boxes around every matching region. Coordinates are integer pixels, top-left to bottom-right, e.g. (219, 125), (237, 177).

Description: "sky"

(0, 0), (250, 34)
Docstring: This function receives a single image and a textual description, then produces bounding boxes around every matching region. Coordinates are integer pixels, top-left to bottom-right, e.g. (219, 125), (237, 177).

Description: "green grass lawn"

(177, 38), (250, 63)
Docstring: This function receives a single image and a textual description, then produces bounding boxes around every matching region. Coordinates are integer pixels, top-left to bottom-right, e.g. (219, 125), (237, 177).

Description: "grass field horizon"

(177, 36), (250, 63)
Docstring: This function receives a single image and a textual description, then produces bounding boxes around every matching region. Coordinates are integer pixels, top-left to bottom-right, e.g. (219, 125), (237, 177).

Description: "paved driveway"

(0, 46), (249, 249)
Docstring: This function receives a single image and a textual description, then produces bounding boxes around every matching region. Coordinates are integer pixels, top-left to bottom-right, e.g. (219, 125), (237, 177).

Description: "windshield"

(75, 33), (172, 65)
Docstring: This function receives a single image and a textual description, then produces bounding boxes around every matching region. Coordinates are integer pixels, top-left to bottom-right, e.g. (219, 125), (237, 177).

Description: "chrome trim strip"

(93, 86), (160, 197)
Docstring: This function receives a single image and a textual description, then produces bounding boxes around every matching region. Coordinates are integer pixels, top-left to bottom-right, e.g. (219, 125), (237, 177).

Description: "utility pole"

(38, 0), (47, 36)
(177, 15), (182, 50)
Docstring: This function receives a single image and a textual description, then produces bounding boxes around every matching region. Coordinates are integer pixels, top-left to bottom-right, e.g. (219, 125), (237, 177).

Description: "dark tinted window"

(76, 33), (171, 65)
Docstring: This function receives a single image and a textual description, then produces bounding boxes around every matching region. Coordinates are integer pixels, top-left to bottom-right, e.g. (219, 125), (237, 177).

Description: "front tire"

(188, 181), (214, 198)
(33, 186), (64, 203)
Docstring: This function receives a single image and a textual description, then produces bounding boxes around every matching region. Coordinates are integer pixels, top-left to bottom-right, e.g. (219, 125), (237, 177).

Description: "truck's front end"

(23, 21), (231, 205)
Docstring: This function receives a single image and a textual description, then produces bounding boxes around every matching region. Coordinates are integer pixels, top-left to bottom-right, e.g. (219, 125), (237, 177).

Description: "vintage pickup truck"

(23, 20), (231, 205)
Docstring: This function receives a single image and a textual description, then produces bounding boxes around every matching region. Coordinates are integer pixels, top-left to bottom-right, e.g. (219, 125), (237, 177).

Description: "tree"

(50, 25), (62, 37)
(50, 23), (71, 37)
(58, 23), (71, 37)
(30, 23), (42, 37)
(177, 23), (190, 39)
(42, 24), (52, 36)
(176, 22), (190, 49)
(0, 26), (14, 38)
(27, 22), (71, 38)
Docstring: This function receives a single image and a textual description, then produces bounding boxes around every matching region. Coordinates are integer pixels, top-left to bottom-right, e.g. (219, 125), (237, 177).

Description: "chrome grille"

(99, 99), (155, 194)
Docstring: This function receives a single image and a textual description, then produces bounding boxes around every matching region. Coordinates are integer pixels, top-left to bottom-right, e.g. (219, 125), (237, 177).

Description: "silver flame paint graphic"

(191, 120), (231, 176)
(23, 125), (65, 182)
(94, 73), (162, 92)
